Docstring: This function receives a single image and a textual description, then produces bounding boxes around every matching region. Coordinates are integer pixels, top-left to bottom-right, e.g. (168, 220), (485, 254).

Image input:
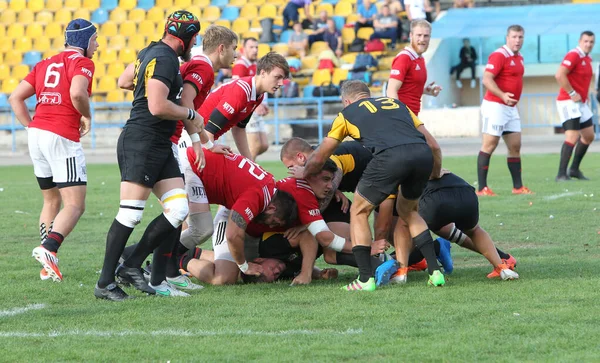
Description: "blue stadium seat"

(221, 7), (239, 21)
(211, 0), (228, 8)
(23, 51), (42, 67)
(0, 94), (8, 108)
(100, 0), (118, 11)
(321, 0), (338, 3)
(91, 8), (109, 24)
(25, 96), (37, 108)
(303, 85), (315, 98)
(332, 16), (345, 32)
(137, 0), (154, 10)
(279, 30), (293, 43)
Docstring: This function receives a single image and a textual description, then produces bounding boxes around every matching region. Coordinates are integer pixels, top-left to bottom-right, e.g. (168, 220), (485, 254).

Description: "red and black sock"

(42, 231), (64, 253)
(570, 141), (589, 171)
(179, 248), (202, 271)
(496, 248), (510, 260)
(477, 151), (491, 191)
(507, 157), (523, 189)
(558, 141), (574, 177)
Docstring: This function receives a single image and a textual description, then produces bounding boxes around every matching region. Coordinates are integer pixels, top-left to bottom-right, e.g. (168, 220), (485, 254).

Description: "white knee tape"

(161, 188), (189, 228)
(180, 212), (214, 249)
(116, 200), (146, 228)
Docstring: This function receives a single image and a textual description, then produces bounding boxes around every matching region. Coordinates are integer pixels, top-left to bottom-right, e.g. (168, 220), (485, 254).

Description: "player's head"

(292, 22), (303, 32)
(164, 10), (201, 61)
(203, 25), (239, 68)
(340, 80), (371, 107)
(242, 258), (286, 283)
(505, 25), (524, 53)
(242, 37), (259, 62)
(256, 52), (290, 94)
(305, 158), (337, 199)
(409, 19), (431, 55)
(280, 137), (314, 167)
(65, 19), (98, 58)
(579, 30), (595, 55)
(380, 5), (390, 16)
(254, 190), (298, 228)
(319, 10), (328, 21)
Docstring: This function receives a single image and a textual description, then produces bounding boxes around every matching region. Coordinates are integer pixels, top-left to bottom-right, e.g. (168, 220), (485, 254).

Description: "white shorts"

(171, 142), (185, 175)
(182, 156), (208, 205)
(28, 128), (87, 187)
(245, 115), (267, 133)
(480, 100), (522, 136)
(211, 206), (260, 262)
(556, 99), (593, 124)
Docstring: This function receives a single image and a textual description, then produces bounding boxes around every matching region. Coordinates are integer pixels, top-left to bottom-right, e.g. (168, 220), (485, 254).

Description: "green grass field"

(1, 153), (599, 362)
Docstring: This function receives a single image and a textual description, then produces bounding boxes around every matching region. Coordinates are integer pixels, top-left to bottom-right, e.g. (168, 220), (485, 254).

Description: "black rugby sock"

(335, 252), (358, 267)
(570, 141), (589, 171)
(151, 225), (181, 285)
(42, 232), (64, 253)
(352, 245), (373, 283)
(558, 141), (574, 176)
(413, 230), (440, 274)
(496, 248), (510, 260)
(98, 219), (134, 288)
(165, 226), (183, 279)
(124, 214), (175, 269)
(477, 151), (491, 190)
(121, 244), (138, 261)
(507, 157), (523, 189)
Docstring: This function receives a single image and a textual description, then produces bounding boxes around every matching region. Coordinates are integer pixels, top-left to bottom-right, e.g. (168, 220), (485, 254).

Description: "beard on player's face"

(182, 46), (193, 62)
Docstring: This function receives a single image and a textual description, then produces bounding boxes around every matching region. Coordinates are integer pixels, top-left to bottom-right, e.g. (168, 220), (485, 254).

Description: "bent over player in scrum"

(9, 19), (99, 282)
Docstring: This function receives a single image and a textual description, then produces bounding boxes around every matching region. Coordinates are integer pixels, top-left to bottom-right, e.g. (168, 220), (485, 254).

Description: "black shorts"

(357, 143), (433, 206)
(418, 187), (479, 232)
(563, 118), (593, 131)
(259, 232), (323, 280)
(117, 129), (182, 188)
(322, 198), (351, 224)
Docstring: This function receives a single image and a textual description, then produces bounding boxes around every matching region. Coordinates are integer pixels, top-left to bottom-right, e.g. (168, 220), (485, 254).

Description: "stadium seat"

(26, 0), (44, 11)
(310, 41), (330, 55)
(52, 36), (66, 50)
(107, 62), (125, 77)
(0, 25), (4, 39)
(212, 20), (230, 29)
(139, 20), (157, 37)
(243, 31), (259, 40)
(106, 89), (125, 102)
(0, 0), (5, 11)
(249, 0), (265, 6)
(334, 1), (352, 17)
(301, 55), (317, 69)
(64, 0), (82, 10)
(35, 11), (54, 25)
(108, 34), (127, 49)
(33, 38), (51, 53)
(7, 24), (25, 39)
(54, 9), (73, 25)
(127, 34), (146, 50)
(73, 9), (91, 21)
(119, 48), (137, 63)
(332, 68), (348, 85)
(119, 21), (137, 35)
(211, 0), (228, 7)
(11, 64), (30, 80)
(199, 21), (210, 35)
(119, 0), (137, 10)
(187, 5), (202, 19)
(124, 90), (134, 102)
(315, 3), (334, 16)
(240, 4), (258, 18)
(258, 43), (270, 57)
(45, 23), (64, 39)
(137, 0), (154, 10)
(259, 4), (277, 18)
(100, 48), (118, 63)
(378, 56), (394, 70)
(17, 9), (34, 24)
(228, 0), (246, 6)
(302, 85), (315, 98)
(0, 9), (16, 24)
(221, 6), (240, 21)
(101, 0), (119, 10)
(25, 95), (37, 108)
(203, 6), (221, 21)
(271, 43), (289, 55)
(83, 0), (101, 9)
(155, 0), (173, 8)
(345, 14), (359, 25)
(9, 0), (25, 11)
(356, 27), (374, 40)
(279, 30), (293, 43)
(110, 7), (128, 23)
(341, 28), (355, 46)
(332, 16), (346, 32)
(0, 64), (10, 81)
(174, 0), (191, 7)
(91, 8), (110, 24)
(42, 50), (55, 60)
(45, 0), (63, 11)
(312, 69), (332, 86)
(100, 21), (119, 37)
(372, 70), (388, 82)
(0, 94), (8, 108)
(232, 18), (250, 35)
(14, 36), (33, 53)
(1, 78), (20, 94)
(94, 63), (106, 79)
(147, 7), (164, 22)
(195, 0), (210, 7)
(26, 24), (44, 39)
(128, 8), (146, 22)
(97, 77), (116, 92)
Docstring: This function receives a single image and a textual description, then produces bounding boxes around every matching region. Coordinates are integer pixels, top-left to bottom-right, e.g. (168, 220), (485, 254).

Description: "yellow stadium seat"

(94, 63), (106, 79)
(0, 25), (4, 39)
(248, 0), (265, 5)
(83, 0), (100, 10)
(195, 0), (209, 7)
(301, 55), (317, 70)
(4, 50), (22, 66)
(357, 27), (374, 40)
(128, 8), (146, 22)
(64, 0), (82, 10)
(2, 78), (20, 94)
(257, 43), (270, 58)
(110, 7), (127, 23)
(378, 56), (395, 70)
(42, 50), (55, 60)
(52, 36), (66, 50)
(232, 18), (250, 34)
(341, 28), (355, 45)
(335, 2), (353, 17)
(26, 24), (44, 38)
(243, 31), (259, 40)
(174, 0), (191, 7)
(7, 24), (24, 39)
(259, 4), (277, 18)
(35, 11), (54, 25)
(240, 4), (258, 18)
(54, 9), (72, 25)
(315, 3), (334, 17)
(73, 9), (91, 21)
(100, 21), (119, 37)
(96, 35), (107, 49)
(310, 41), (330, 55)
(0, 64), (8, 81)
(107, 62), (125, 77)
(45, 23), (63, 39)
(46, 0), (62, 11)
(127, 34), (146, 50)
(106, 89), (125, 102)
(119, 48), (137, 63)
(372, 70), (389, 82)
(312, 69), (331, 86)
(0, 0), (6, 10)
(97, 77), (116, 93)
(139, 20), (157, 37)
(9, 0), (25, 11)
(100, 48), (118, 63)
(27, 0), (44, 12)
(119, 0), (136, 10)
(33, 37), (51, 52)
(0, 41), (12, 55)
(108, 34), (126, 49)
(203, 6), (221, 21)
(124, 90), (134, 102)
(187, 5), (201, 19)
(346, 14), (359, 25)
(0, 8), (16, 24)
(199, 21), (210, 35)
(14, 36), (32, 52)
(12, 64), (30, 80)
(147, 7), (165, 22)
(155, 0), (173, 8)
(119, 21), (137, 35)
(229, 0), (246, 6)
(340, 53), (357, 65)
(332, 68), (348, 85)
(271, 43), (289, 55)
(17, 9), (34, 24)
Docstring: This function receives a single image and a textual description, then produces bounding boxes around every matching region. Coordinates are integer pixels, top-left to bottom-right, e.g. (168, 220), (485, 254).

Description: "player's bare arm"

(386, 78), (403, 100)
(8, 81), (36, 127)
(147, 79), (199, 121)
(555, 66), (581, 102)
(227, 210), (263, 276)
(304, 138), (340, 177)
(231, 126), (253, 160)
(417, 124), (442, 179)
(118, 63), (135, 90)
(483, 71), (516, 106)
(291, 231), (318, 285)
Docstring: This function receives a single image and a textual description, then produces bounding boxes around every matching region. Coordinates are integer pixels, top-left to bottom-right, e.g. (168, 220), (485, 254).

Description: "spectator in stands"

(308, 11), (330, 46)
(215, 69), (232, 87)
(354, 0), (378, 35)
(382, 0), (404, 13)
(454, 0), (474, 8)
(288, 22), (309, 57)
(283, 0), (313, 32)
(450, 38), (477, 88)
(323, 19), (343, 57)
(404, 0), (432, 22)
(369, 5), (399, 49)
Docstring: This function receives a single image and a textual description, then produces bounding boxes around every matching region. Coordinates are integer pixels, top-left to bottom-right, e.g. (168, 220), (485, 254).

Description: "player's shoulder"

(393, 49), (417, 63)
(231, 77), (253, 100)
(490, 46), (511, 59)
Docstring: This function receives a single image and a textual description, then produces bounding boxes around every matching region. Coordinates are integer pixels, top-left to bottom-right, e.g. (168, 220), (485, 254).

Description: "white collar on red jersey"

(401, 46), (421, 59)
(194, 54), (213, 68)
(251, 76), (257, 100)
(502, 45), (518, 57)
(575, 46), (588, 57)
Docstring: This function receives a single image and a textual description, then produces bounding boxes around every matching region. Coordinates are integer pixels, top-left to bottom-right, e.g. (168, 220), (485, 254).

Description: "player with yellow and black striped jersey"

(303, 80), (445, 291)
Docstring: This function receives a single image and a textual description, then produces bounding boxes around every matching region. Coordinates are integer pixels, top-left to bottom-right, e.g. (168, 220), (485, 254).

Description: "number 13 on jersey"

(358, 97), (400, 113)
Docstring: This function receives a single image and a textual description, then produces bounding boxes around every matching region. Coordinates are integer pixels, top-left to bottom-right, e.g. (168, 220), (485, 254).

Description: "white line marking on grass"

(543, 192), (582, 201)
(0, 304), (46, 318)
(0, 328), (363, 338)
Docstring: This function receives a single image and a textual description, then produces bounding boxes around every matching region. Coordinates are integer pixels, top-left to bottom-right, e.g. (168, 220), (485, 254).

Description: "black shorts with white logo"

(357, 143), (433, 206)
(117, 128), (182, 188)
(418, 187), (479, 232)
